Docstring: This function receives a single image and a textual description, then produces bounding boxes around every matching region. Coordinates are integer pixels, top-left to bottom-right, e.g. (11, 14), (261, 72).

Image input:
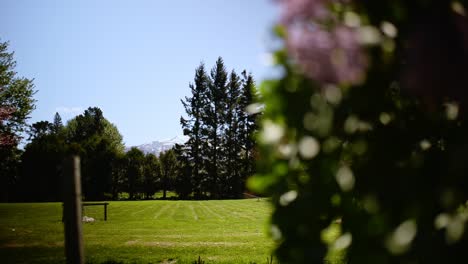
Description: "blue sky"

(1, 0), (279, 146)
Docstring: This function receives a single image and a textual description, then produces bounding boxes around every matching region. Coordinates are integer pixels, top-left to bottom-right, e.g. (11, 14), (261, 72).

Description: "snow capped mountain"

(127, 136), (188, 156)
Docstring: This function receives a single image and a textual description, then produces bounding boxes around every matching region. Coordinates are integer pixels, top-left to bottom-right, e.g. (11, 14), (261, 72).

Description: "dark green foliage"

(52, 112), (63, 134)
(65, 107), (125, 200)
(223, 70), (242, 197)
(65, 107), (105, 143)
(29, 120), (54, 139)
(203, 57), (228, 198)
(12, 105), (165, 202)
(173, 143), (193, 199)
(159, 149), (177, 199)
(19, 127), (67, 202)
(143, 153), (160, 199)
(17, 117), (67, 202)
(15, 108), (126, 202)
(181, 63), (209, 198)
(0, 147), (22, 202)
(124, 147), (145, 200)
(251, 1), (468, 263)
(110, 153), (126, 200)
(238, 71), (258, 193)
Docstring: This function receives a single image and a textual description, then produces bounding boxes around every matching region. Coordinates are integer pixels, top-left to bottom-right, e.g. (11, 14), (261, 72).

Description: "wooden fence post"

(63, 155), (84, 264)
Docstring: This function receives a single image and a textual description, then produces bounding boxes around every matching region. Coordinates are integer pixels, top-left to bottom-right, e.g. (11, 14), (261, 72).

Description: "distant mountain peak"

(126, 136), (188, 156)
(160, 135), (189, 144)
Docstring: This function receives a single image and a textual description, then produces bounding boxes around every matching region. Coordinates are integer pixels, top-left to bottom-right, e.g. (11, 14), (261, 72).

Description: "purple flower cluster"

(280, 0), (329, 24)
(280, 0), (367, 85)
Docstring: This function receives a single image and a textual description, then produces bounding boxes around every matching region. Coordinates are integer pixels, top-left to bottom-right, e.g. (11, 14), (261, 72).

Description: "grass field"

(0, 199), (274, 264)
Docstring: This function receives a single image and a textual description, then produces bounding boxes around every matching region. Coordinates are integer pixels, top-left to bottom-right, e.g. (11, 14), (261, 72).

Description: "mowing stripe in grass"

(130, 204), (156, 216)
(197, 201), (224, 219)
(215, 204), (251, 221)
(167, 202), (180, 219)
(189, 205), (198, 221)
(174, 203), (194, 221)
(211, 203), (256, 221)
(207, 201), (232, 220)
(231, 202), (268, 220)
(153, 204), (171, 219)
(192, 203), (206, 221)
(124, 241), (247, 247)
(213, 203), (242, 219)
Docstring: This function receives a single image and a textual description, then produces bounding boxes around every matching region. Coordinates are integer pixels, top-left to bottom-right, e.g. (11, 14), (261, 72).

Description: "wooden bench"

(62, 202), (109, 221)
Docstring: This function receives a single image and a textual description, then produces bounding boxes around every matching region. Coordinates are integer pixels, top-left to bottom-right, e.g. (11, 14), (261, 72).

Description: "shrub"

(250, 1), (468, 263)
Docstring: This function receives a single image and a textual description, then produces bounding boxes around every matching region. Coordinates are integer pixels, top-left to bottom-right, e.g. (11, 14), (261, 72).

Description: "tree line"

(0, 40), (258, 202)
(14, 107), (177, 201)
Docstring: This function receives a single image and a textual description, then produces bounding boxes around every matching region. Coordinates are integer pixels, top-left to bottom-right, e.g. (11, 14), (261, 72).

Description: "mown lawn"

(0, 199), (274, 264)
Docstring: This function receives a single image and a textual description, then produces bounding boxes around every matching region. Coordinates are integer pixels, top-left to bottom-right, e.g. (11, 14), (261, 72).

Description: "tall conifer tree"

(203, 57), (228, 198)
(238, 71), (257, 188)
(224, 70), (242, 197)
(52, 112), (63, 134)
(180, 63), (209, 198)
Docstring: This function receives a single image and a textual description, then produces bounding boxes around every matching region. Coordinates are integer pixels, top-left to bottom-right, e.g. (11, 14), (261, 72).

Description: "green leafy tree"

(29, 121), (53, 139)
(0, 40), (36, 202)
(19, 123), (67, 202)
(110, 153), (126, 200)
(159, 148), (177, 199)
(143, 153), (160, 199)
(65, 107), (105, 143)
(0, 41), (36, 146)
(65, 107), (124, 200)
(124, 147), (145, 200)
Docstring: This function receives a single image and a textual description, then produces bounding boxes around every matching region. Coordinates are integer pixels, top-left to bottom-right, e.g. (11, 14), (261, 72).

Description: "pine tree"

(203, 57), (228, 198)
(238, 71), (257, 189)
(180, 63), (209, 198)
(224, 70), (242, 197)
(173, 143), (193, 199)
(52, 112), (63, 134)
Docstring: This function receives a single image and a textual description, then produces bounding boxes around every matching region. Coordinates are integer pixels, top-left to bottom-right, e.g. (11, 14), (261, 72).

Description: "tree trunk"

(163, 173), (167, 199)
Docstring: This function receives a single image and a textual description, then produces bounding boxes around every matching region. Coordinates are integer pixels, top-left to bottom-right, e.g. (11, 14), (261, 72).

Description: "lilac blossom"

(287, 24), (367, 84)
(280, 0), (329, 24)
(279, 0), (367, 85)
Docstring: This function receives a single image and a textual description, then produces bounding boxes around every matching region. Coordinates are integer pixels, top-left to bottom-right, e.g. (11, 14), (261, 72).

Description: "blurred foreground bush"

(250, 1), (468, 263)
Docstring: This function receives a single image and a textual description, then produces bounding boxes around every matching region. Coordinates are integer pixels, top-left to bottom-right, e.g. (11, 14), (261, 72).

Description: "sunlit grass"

(0, 200), (274, 264)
